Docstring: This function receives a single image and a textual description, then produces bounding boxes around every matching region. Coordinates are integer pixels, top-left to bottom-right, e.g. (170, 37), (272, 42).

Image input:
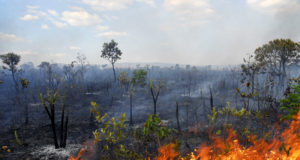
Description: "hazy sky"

(0, 0), (300, 66)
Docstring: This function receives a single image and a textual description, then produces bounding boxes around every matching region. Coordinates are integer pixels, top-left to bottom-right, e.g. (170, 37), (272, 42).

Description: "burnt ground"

(0, 89), (280, 160)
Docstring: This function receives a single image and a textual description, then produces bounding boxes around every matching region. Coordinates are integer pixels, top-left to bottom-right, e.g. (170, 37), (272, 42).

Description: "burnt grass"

(0, 89), (282, 160)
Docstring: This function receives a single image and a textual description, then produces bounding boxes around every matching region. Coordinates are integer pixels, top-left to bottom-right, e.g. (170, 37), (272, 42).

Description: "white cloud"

(136, 0), (156, 7)
(163, 0), (215, 25)
(27, 5), (47, 17)
(97, 31), (127, 37)
(20, 14), (39, 21)
(69, 46), (82, 51)
(48, 9), (58, 16)
(23, 6), (66, 29)
(53, 21), (67, 28)
(81, 0), (134, 11)
(246, 0), (300, 14)
(61, 8), (102, 26)
(81, 0), (155, 11)
(0, 32), (22, 41)
(103, 15), (119, 21)
(26, 5), (40, 10)
(19, 50), (39, 56)
(54, 53), (67, 57)
(95, 25), (109, 31)
(48, 18), (68, 28)
(41, 24), (49, 29)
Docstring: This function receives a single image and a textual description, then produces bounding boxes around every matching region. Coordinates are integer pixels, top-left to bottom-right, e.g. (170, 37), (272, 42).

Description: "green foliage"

(101, 40), (122, 81)
(20, 78), (30, 89)
(101, 40), (122, 64)
(149, 79), (166, 91)
(216, 129), (221, 135)
(208, 107), (218, 125)
(132, 69), (147, 87)
(90, 101), (146, 159)
(91, 101), (127, 144)
(143, 114), (171, 141)
(218, 102), (251, 117)
(118, 71), (131, 88)
(40, 91), (58, 106)
(280, 84), (300, 120)
(10, 130), (22, 146)
(254, 39), (300, 83)
(236, 86), (256, 98)
(0, 52), (21, 72)
(208, 102), (252, 126)
(253, 110), (263, 119)
(40, 90), (69, 148)
(279, 143), (292, 156)
(130, 114), (174, 159)
(255, 39), (300, 65)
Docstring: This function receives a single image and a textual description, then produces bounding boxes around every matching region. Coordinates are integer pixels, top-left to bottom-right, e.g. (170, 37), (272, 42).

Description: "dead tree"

(149, 80), (165, 115)
(40, 91), (69, 148)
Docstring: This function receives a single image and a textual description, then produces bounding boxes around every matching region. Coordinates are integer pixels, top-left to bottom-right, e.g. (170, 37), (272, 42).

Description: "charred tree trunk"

(129, 93), (133, 126)
(90, 112), (94, 125)
(186, 105), (189, 128)
(62, 111), (69, 148)
(112, 63), (116, 82)
(150, 87), (159, 115)
(25, 104), (28, 124)
(49, 104), (59, 148)
(209, 87), (214, 111)
(11, 71), (19, 93)
(153, 100), (157, 115)
(60, 105), (65, 147)
(22, 88), (29, 125)
(43, 98), (68, 148)
(111, 96), (114, 108)
(176, 101), (181, 132)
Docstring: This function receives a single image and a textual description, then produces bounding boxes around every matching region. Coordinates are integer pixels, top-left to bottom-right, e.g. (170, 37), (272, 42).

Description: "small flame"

(158, 111), (300, 160)
(157, 143), (179, 160)
(68, 140), (97, 160)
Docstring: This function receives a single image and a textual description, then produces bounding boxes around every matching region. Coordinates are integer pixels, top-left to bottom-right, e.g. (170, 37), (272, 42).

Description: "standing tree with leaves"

(241, 54), (262, 94)
(130, 69), (147, 125)
(119, 71), (131, 93)
(101, 40), (122, 82)
(254, 39), (300, 86)
(0, 52), (21, 92)
(118, 69), (147, 125)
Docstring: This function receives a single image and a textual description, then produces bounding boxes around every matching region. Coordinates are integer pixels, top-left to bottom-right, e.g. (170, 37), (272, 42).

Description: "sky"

(0, 0), (300, 66)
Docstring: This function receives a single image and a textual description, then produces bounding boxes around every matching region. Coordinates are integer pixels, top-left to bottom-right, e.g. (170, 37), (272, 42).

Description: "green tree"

(132, 69), (147, 87)
(129, 69), (147, 125)
(0, 52), (21, 91)
(119, 71), (131, 92)
(280, 76), (300, 120)
(254, 39), (300, 85)
(118, 70), (147, 125)
(101, 40), (122, 82)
